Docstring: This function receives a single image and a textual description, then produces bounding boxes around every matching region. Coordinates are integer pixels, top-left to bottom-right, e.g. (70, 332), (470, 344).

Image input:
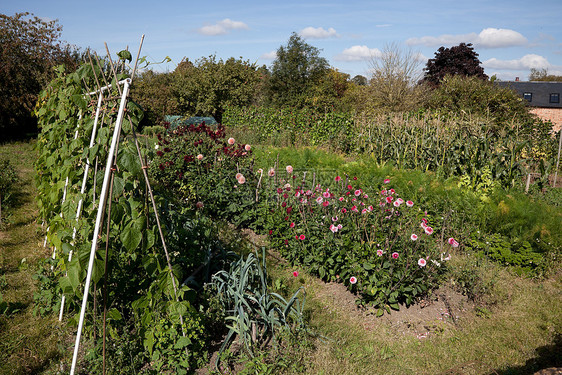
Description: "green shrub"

(426, 75), (531, 125)
(465, 232), (543, 275)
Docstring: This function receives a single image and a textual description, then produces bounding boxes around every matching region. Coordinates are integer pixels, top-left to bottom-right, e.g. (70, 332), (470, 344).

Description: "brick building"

(496, 80), (562, 132)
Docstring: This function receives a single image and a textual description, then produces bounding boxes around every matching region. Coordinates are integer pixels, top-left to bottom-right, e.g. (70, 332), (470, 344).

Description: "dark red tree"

(422, 43), (487, 86)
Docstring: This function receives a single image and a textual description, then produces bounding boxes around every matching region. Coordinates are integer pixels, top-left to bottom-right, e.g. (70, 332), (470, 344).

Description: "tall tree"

(171, 55), (261, 123)
(266, 32), (329, 108)
(366, 43), (428, 112)
(0, 12), (79, 139)
(422, 43), (487, 87)
(529, 68), (562, 82)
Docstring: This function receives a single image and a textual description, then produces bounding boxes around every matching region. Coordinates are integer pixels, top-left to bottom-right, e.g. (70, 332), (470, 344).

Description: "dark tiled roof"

(496, 81), (562, 108)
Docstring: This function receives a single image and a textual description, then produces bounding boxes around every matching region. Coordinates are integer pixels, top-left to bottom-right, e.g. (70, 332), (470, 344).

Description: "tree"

(130, 70), (178, 127)
(266, 32), (329, 108)
(361, 43), (429, 113)
(308, 68), (351, 110)
(170, 55), (262, 123)
(426, 75), (530, 125)
(529, 68), (562, 82)
(422, 43), (487, 87)
(0, 12), (80, 139)
(351, 75), (367, 86)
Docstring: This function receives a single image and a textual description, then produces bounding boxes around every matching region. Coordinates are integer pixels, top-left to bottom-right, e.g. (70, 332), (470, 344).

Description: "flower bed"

(265, 170), (458, 315)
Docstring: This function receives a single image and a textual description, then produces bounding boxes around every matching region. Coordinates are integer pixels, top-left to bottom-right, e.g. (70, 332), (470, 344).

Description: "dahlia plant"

(150, 122), (258, 227)
(267, 172), (458, 315)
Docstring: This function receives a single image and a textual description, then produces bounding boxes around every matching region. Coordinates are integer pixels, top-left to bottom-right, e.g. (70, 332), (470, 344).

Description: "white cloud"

(299, 27), (339, 39)
(335, 45), (382, 61)
(477, 28), (528, 48)
(406, 33), (476, 47)
(376, 24), (392, 28)
(406, 28), (527, 48)
(197, 18), (249, 36)
(260, 51), (277, 60)
(483, 54), (551, 70)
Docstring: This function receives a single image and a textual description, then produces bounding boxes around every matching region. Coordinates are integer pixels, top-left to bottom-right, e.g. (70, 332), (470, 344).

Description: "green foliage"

(171, 55), (263, 123)
(426, 75), (531, 125)
(130, 70), (178, 127)
(363, 43), (429, 113)
(465, 232), (543, 275)
(266, 32), (330, 108)
(150, 122), (259, 227)
(529, 68), (562, 82)
(0, 12), (80, 139)
(33, 60), (225, 372)
(224, 105), (354, 152)
(354, 111), (533, 189)
(211, 249), (307, 369)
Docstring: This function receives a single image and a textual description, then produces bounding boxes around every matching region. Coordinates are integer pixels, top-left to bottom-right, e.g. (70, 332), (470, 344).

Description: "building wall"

(530, 107), (562, 133)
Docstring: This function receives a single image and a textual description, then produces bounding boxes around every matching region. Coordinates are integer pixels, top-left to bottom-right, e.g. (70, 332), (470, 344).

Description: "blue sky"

(3, 0), (562, 81)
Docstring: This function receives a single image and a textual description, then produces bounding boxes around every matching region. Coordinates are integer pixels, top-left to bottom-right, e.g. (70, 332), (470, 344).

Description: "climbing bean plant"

(34, 58), (212, 372)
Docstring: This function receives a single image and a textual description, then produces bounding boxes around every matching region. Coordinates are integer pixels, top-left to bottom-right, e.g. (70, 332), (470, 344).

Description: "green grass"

(266, 252), (561, 375)
(0, 141), (68, 375)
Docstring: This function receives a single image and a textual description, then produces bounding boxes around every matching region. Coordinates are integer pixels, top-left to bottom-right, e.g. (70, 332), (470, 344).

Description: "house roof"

(496, 81), (562, 108)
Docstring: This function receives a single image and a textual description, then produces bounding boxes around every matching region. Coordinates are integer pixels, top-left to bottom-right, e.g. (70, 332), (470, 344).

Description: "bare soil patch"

(310, 277), (474, 339)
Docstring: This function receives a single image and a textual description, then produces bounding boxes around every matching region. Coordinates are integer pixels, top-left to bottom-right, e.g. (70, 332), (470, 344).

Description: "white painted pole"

(70, 79), (130, 375)
(59, 92), (104, 321)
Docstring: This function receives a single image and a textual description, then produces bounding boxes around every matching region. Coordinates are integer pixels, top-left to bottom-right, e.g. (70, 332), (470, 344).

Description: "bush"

(426, 75), (531, 125)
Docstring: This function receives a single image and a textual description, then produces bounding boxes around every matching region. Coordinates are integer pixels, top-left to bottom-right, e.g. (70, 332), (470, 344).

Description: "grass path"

(0, 141), (64, 375)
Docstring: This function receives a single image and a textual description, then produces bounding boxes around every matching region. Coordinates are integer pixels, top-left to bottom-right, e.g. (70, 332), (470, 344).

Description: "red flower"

(287, 206), (293, 214)
(269, 230), (273, 235)
(299, 234), (306, 240)
(293, 271), (299, 277)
